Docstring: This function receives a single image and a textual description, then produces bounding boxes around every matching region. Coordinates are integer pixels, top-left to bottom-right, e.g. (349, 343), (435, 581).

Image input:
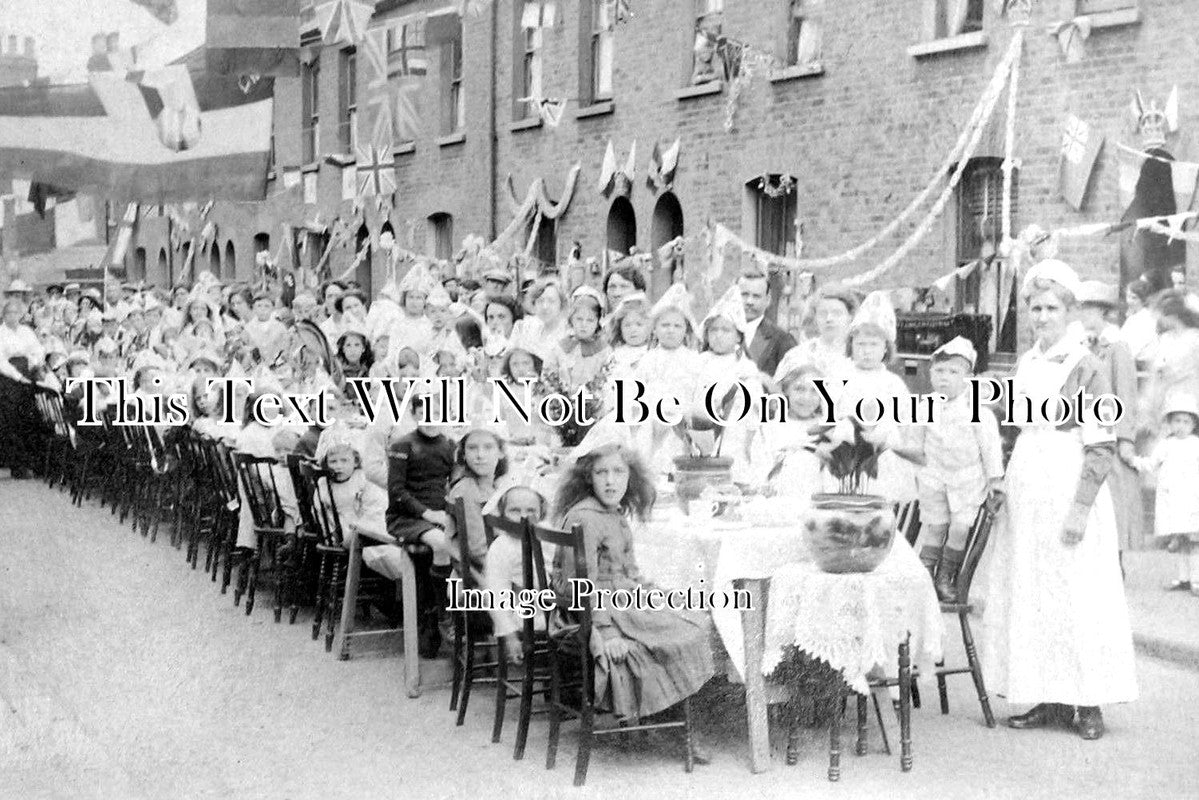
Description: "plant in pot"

(803, 417), (896, 573)
(670, 384), (743, 514)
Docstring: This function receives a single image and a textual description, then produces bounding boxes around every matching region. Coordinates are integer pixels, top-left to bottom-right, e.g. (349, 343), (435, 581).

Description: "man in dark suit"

(740, 271), (796, 378)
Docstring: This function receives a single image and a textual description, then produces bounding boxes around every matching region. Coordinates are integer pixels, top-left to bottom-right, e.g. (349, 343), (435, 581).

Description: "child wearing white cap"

(911, 336), (1005, 602)
(1133, 394), (1199, 596)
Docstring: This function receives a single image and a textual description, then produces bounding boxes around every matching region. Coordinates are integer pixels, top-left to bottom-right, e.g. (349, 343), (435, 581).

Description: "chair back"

(448, 496), (479, 590)
(34, 387), (74, 444)
(531, 521), (588, 629)
(955, 500), (997, 604)
(286, 454), (322, 537)
(485, 512), (536, 594)
(201, 438), (239, 509)
(233, 453), (285, 529)
(897, 500), (921, 547)
(301, 460), (347, 549)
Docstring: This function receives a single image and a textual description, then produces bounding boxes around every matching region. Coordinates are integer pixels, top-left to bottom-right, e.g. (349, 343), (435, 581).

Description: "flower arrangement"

(535, 356), (613, 448)
(810, 418), (883, 495)
(670, 382), (743, 458)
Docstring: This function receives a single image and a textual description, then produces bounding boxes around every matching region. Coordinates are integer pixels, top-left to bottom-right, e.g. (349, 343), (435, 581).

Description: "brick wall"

(131, 1), (1198, 328)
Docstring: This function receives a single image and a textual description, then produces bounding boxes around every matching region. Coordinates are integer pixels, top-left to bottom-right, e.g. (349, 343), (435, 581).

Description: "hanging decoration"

(314, 0), (375, 48)
(505, 162), (581, 220)
(757, 173), (796, 199)
(1046, 17), (1092, 63)
(1131, 86), (1180, 150)
(721, 42), (780, 133)
(598, 140), (636, 197)
(1058, 115), (1105, 211)
(647, 138), (681, 192)
(356, 143), (397, 198)
(1115, 143), (1199, 211)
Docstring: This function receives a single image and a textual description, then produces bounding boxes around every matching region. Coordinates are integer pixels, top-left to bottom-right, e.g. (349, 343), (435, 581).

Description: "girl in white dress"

(1134, 394), (1199, 595)
(608, 292), (651, 381)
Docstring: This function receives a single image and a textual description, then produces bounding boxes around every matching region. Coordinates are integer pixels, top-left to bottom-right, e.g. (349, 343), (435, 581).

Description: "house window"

(338, 48), (357, 153)
(691, 0), (724, 86)
(442, 32), (464, 135)
(528, 217), (557, 269)
(786, 0), (823, 66)
(514, 1), (550, 119)
(429, 213), (454, 260)
(932, 0), (983, 40)
(606, 197), (637, 255)
(582, 0), (614, 103)
(955, 158), (1016, 267)
(301, 56), (320, 163)
(747, 174), (798, 256)
(132, 247), (147, 281)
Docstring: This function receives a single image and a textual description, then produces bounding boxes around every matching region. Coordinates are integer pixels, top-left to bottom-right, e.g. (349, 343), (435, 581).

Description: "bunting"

(206, 0), (301, 77)
(315, 0), (375, 47)
(1116, 143), (1199, 212)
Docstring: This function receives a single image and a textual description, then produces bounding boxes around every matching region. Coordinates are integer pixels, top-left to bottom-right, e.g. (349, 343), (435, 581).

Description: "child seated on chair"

(445, 426), (507, 581)
(912, 337), (1004, 603)
(316, 423), (408, 581)
(483, 482), (553, 664)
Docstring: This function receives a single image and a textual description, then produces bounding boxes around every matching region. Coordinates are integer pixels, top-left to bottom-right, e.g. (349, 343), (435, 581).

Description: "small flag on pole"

(1058, 115), (1103, 211)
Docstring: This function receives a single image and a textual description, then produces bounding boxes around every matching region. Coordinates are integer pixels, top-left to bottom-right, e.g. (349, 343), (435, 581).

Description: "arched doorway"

(650, 192), (684, 300)
(131, 247), (147, 282)
(355, 225), (372, 297)
(209, 242), (221, 276)
(606, 197), (636, 259)
(225, 241), (236, 280)
(157, 248), (168, 286)
(428, 212), (453, 260)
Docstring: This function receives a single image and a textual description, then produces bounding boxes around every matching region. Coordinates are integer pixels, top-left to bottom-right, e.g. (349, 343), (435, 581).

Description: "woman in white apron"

(979, 260), (1137, 741)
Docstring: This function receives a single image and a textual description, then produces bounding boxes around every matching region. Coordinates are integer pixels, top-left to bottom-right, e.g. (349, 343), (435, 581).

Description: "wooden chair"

(284, 454), (323, 625)
(234, 453), (301, 620)
(896, 500), (921, 547)
(299, 460), (421, 697)
(202, 438), (245, 593)
(447, 497), (502, 725)
(532, 520), (696, 787)
(932, 499), (998, 728)
(485, 512), (551, 758)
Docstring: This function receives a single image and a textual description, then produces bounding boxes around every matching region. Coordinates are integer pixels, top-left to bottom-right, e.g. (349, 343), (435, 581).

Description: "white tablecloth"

(634, 498), (944, 691)
(762, 539), (945, 694)
(634, 500), (810, 677)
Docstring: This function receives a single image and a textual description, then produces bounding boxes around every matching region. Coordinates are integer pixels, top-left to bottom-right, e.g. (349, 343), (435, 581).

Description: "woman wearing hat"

(0, 296), (47, 478)
(979, 260), (1137, 741)
(1141, 289), (1199, 438)
(1073, 281), (1144, 555)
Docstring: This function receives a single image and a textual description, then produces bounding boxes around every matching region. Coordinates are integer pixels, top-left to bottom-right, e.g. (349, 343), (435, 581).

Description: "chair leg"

(960, 612), (996, 728)
(492, 640), (509, 743)
(514, 637), (535, 760)
(785, 722), (801, 766)
(456, 625), (477, 726)
(400, 557), (421, 698)
(289, 539), (307, 624)
(936, 659), (950, 715)
(573, 691), (594, 787)
(856, 694), (868, 756)
(312, 554), (329, 641)
(898, 638), (913, 773)
(272, 538), (285, 624)
(682, 696), (695, 773)
(245, 543), (262, 616)
(546, 652), (562, 771)
(828, 692), (841, 782)
(449, 612), (465, 712)
(326, 561), (346, 653)
(911, 678), (922, 710)
(871, 689), (892, 756)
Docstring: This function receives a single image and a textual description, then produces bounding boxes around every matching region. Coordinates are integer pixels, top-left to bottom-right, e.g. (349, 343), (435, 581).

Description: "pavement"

(2, 472), (1198, 800)
(1122, 550), (1199, 671)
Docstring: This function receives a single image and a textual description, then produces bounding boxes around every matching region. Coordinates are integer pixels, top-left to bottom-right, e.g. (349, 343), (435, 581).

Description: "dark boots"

(417, 562), (453, 660)
(934, 548), (964, 604)
(1006, 703), (1074, 730)
(1007, 704), (1105, 740)
(920, 545), (963, 603)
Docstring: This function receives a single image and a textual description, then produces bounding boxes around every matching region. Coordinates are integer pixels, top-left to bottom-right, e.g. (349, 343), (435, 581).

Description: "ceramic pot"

(803, 493), (895, 574)
(672, 456), (735, 515)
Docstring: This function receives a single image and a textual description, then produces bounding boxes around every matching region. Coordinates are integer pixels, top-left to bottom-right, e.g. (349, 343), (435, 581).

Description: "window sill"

(301, 162), (320, 173)
(575, 100), (615, 119)
(436, 131), (466, 147)
(907, 30), (988, 59)
(1073, 8), (1141, 30)
(324, 153), (355, 167)
(769, 62), (825, 83)
(508, 117), (542, 133)
(393, 142), (416, 156)
(674, 80), (724, 101)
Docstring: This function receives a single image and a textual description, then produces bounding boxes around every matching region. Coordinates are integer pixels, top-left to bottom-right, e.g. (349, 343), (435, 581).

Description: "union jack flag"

(356, 143), (396, 198)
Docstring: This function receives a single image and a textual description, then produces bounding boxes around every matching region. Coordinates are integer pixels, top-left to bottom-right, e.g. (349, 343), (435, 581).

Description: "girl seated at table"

(484, 480), (552, 663)
(553, 433), (716, 726)
(445, 426), (507, 581)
